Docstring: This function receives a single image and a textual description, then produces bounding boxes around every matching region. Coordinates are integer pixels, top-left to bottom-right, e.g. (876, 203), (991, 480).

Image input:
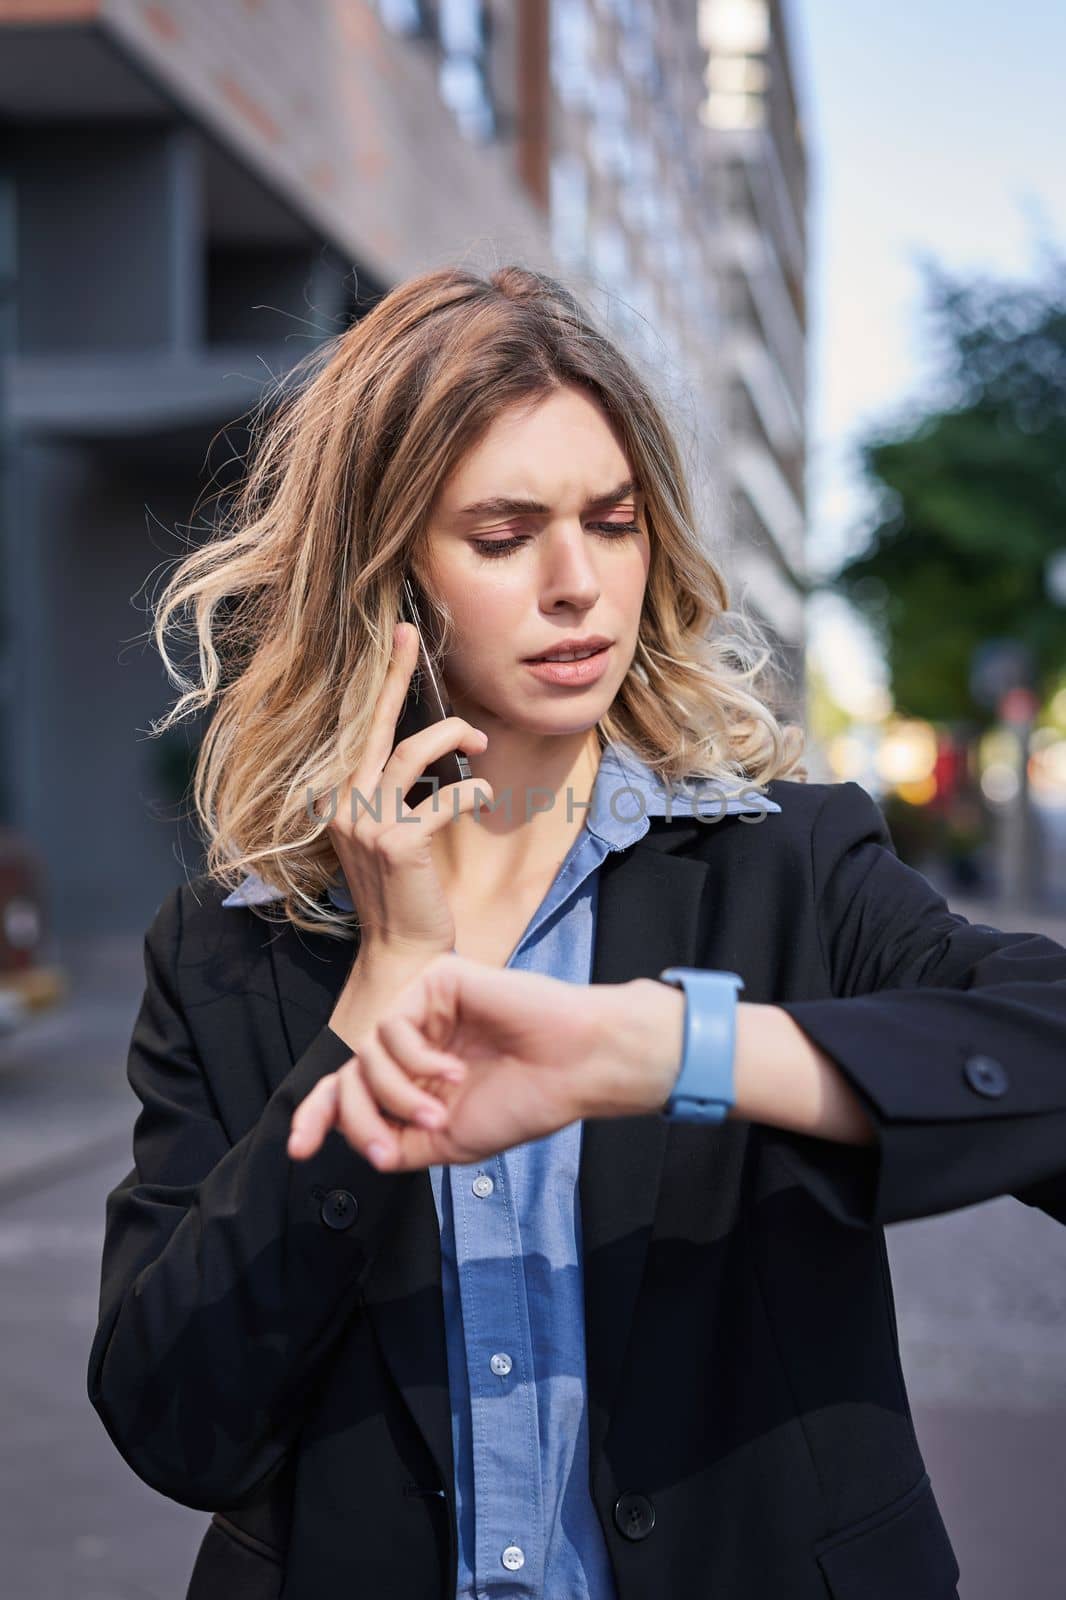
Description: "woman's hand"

(287, 955), (687, 1171)
(323, 620), (492, 965)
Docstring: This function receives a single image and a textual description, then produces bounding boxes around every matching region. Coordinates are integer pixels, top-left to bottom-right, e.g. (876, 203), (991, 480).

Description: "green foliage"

(830, 250), (1066, 723)
(806, 655), (852, 744)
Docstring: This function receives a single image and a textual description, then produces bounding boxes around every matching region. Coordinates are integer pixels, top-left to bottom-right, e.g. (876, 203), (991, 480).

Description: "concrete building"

(547, 0), (810, 688)
(700, 0), (810, 682)
(0, 0), (809, 944)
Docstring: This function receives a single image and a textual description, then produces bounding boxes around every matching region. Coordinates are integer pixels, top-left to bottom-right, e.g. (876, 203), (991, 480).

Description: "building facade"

(0, 0), (809, 941)
(547, 0), (809, 681)
(701, 0), (809, 683)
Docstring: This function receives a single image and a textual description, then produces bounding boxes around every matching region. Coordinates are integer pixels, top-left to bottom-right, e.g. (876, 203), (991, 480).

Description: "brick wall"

(96, 0), (554, 282)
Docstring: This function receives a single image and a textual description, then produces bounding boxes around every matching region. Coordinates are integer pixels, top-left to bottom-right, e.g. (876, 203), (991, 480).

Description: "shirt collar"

(583, 740), (780, 852)
(221, 740), (780, 911)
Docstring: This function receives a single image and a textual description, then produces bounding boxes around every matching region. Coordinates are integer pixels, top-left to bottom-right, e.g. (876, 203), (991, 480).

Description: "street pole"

(996, 690), (1042, 912)
(0, 169), (13, 825)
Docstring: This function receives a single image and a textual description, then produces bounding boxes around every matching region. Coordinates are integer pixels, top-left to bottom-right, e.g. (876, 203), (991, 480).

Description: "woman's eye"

(471, 518), (639, 559)
(471, 536), (529, 559)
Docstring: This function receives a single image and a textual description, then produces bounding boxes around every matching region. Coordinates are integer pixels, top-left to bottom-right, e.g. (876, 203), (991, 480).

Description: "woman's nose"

(539, 530), (601, 611)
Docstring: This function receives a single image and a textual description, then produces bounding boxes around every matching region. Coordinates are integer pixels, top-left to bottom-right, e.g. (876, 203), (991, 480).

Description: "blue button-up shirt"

(223, 742), (780, 1598)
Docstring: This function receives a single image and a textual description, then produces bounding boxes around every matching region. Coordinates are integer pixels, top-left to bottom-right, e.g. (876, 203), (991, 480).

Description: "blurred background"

(0, 2), (1063, 1596)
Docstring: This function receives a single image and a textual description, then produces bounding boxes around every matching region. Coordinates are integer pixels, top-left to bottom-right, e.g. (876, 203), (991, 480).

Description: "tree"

(831, 249), (1066, 724)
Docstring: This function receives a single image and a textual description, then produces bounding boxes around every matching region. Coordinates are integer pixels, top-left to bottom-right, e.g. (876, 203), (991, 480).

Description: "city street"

(3, 1), (1065, 1594)
(0, 936), (208, 1600)
(0, 905), (1063, 1600)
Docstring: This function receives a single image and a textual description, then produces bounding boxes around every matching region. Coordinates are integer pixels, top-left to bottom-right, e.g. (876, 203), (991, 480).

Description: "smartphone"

(393, 574), (472, 807)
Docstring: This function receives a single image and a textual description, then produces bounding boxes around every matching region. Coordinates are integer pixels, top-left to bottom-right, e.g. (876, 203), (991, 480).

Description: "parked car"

(0, 828), (64, 1034)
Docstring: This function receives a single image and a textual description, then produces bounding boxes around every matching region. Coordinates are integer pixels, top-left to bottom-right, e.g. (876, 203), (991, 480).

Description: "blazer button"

(320, 1188), (359, 1230)
(614, 1492), (655, 1541)
(963, 1054), (1009, 1098)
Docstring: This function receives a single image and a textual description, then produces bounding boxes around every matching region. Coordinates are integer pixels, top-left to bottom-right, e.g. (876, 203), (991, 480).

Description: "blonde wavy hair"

(149, 262), (807, 938)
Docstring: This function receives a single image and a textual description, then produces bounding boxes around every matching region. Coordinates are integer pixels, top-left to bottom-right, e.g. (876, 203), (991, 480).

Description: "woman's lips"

(523, 644), (612, 686)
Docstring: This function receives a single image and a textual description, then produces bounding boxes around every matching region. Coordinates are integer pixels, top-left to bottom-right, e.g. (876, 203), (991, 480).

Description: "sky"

(790, 0), (1066, 717)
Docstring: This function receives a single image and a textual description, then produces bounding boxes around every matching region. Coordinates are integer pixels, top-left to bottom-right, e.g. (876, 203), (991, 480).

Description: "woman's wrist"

(585, 978), (686, 1117)
(731, 1003), (878, 1145)
(594, 984), (877, 1147)
(328, 949), (437, 1052)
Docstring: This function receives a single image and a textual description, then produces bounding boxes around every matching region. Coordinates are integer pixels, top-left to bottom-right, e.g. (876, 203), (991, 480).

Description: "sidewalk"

(942, 891), (1066, 943)
(0, 933), (145, 1199)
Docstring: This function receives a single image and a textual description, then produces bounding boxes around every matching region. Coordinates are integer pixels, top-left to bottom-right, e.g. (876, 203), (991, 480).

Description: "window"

(438, 0), (495, 142)
(698, 0), (770, 54)
(590, 220), (629, 285)
(550, 155), (589, 268)
(551, 0), (594, 112)
(377, 0), (425, 34)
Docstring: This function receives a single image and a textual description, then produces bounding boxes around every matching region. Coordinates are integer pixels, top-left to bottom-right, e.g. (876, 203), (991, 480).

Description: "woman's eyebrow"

(453, 477), (638, 520)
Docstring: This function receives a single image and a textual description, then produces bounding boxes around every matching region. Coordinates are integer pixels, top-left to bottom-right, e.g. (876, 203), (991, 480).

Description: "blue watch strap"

(657, 967), (745, 1123)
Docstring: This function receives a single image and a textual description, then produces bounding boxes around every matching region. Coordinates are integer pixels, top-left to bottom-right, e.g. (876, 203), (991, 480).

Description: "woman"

(88, 263), (1066, 1600)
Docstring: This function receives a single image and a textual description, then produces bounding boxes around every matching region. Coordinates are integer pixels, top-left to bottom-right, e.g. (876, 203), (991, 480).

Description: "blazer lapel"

(267, 918), (457, 1500)
(266, 816), (716, 1500)
(264, 920), (355, 1095)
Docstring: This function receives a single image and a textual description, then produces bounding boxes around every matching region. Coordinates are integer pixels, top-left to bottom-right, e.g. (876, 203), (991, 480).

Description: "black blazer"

(87, 778), (1066, 1600)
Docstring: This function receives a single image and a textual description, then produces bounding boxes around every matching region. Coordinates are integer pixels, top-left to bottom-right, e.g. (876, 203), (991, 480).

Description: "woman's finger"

(356, 621), (422, 783)
(377, 1013), (467, 1081)
(335, 1055), (411, 1169)
(357, 1026), (455, 1131)
(287, 1071), (341, 1159)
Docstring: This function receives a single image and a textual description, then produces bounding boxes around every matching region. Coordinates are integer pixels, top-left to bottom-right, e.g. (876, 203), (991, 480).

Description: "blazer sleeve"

(87, 883), (396, 1512)
(762, 780), (1066, 1231)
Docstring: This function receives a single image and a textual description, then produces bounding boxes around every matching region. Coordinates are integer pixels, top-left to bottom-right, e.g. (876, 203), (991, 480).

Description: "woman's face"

(422, 385), (651, 738)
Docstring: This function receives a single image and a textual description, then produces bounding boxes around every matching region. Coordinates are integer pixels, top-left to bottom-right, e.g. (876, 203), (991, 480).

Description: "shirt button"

(501, 1544), (525, 1571)
(472, 1173), (494, 1198)
(490, 1352), (512, 1376)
